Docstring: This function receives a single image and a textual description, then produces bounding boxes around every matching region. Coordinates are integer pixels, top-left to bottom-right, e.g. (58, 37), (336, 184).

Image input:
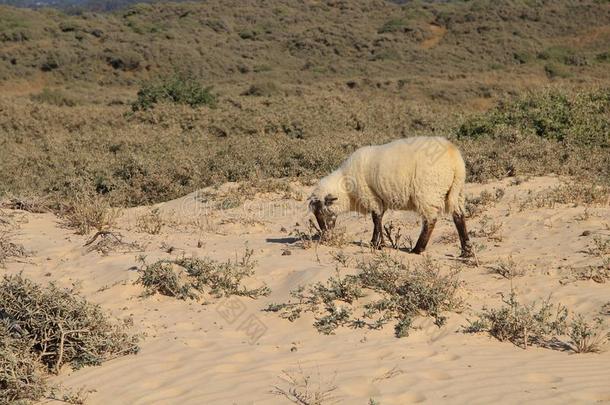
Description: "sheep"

(308, 136), (473, 257)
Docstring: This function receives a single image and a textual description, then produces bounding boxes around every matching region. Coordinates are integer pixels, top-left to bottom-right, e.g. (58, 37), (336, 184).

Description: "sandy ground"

(3, 176), (609, 404)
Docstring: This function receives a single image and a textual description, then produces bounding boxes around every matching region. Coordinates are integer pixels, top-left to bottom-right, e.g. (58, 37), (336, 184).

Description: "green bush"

(132, 74), (217, 111)
(457, 89), (610, 146)
(378, 18), (408, 34)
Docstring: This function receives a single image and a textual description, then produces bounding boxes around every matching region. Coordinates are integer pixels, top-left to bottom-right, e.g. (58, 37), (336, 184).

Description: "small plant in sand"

(291, 220), (349, 249)
(135, 207), (164, 235)
(586, 236), (610, 257)
(470, 215), (503, 242)
(62, 192), (120, 235)
(568, 263), (610, 284)
(271, 365), (338, 405)
(568, 315), (608, 353)
(465, 188), (505, 218)
(136, 248), (271, 300)
(0, 231), (28, 267)
(266, 253), (462, 337)
(383, 221), (413, 250)
(489, 256), (525, 279)
(519, 182), (609, 211)
(464, 291), (569, 349)
(0, 274), (138, 402)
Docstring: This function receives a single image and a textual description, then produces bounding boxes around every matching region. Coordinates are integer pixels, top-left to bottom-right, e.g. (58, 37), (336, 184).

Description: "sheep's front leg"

(411, 218), (437, 254)
(452, 212), (474, 258)
(371, 211), (385, 249)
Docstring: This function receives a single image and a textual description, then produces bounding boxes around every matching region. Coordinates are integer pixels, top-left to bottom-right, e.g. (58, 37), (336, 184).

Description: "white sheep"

(309, 136), (473, 257)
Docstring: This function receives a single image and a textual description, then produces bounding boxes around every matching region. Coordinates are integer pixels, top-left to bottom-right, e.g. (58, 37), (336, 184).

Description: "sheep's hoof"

(410, 247), (424, 255)
(370, 240), (385, 250)
(460, 249), (474, 258)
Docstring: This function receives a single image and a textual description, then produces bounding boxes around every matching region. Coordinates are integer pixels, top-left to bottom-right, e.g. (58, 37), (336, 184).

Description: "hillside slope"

(1, 0), (609, 90)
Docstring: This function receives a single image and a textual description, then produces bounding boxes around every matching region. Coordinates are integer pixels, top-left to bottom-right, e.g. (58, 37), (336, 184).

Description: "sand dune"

(3, 176), (609, 404)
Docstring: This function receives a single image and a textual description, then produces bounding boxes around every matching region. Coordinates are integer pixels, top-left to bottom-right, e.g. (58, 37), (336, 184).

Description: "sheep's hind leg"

(452, 212), (474, 258)
(411, 218), (437, 254)
(371, 211), (385, 249)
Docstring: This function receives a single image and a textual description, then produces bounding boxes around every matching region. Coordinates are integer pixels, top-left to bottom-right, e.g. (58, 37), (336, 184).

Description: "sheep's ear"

(324, 194), (338, 206)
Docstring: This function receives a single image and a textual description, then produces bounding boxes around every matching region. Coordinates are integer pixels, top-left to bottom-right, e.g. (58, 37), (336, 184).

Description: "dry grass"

(271, 366), (338, 405)
(488, 256), (526, 279)
(135, 208), (163, 235)
(0, 231), (28, 267)
(61, 192), (120, 235)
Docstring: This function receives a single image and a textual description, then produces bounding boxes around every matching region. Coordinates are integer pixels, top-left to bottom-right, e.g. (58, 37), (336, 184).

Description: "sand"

(3, 175), (609, 404)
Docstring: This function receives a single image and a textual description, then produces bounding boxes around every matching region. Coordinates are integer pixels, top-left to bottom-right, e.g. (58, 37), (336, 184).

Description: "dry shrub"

(0, 323), (47, 404)
(470, 215), (504, 242)
(196, 179), (303, 211)
(489, 256), (525, 279)
(465, 292), (609, 352)
(519, 182), (610, 211)
(0, 274), (139, 374)
(568, 315), (608, 353)
(84, 231), (143, 255)
(568, 264), (610, 284)
(266, 254), (462, 337)
(136, 248), (271, 300)
(135, 208), (163, 235)
(272, 366), (338, 405)
(0, 232), (28, 268)
(464, 292), (569, 349)
(465, 188), (505, 218)
(62, 192), (120, 235)
(290, 220), (349, 250)
(383, 221), (413, 250)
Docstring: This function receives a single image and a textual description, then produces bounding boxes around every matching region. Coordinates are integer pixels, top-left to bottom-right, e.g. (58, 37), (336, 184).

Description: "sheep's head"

(308, 194), (338, 233)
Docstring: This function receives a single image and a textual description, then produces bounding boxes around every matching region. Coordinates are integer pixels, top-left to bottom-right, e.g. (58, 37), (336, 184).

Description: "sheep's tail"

(445, 146), (466, 215)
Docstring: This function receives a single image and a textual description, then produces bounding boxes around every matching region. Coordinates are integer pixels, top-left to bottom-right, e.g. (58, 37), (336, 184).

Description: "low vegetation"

(136, 248), (270, 300)
(0, 274), (139, 402)
(271, 366), (338, 405)
(131, 74), (216, 111)
(464, 291), (608, 352)
(266, 253), (462, 338)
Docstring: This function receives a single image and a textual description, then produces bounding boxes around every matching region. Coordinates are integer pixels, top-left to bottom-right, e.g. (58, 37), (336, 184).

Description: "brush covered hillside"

(0, 2), (610, 404)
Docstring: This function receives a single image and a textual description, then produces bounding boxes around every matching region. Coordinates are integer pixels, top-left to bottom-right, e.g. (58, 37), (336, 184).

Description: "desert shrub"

(61, 192), (120, 235)
(469, 215), (503, 242)
(519, 182), (609, 210)
(135, 207), (163, 234)
(0, 323), (47, 404)
(456, 89), (610, 147)
(31, 88), (78, 107)
(272, 366), (338, 405)
(136, 248), (271, 300)
(266, 254), (462, 337)
(242, 81), (279, 97)
(0, 232), (28, 267)
(489, 256), (525, 279)
(464, 292), (569, 349)
(132, 74), (216, 111)
(465, 188), (505, 218)
(378, 18), (408, 33)
(290, 220), (349, 250)
(568, 315), (608, 353)
(0, 274), (139, 373)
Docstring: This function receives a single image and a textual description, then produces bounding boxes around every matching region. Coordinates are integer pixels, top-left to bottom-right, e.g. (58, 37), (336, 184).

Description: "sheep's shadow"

(266, 237), (300, 244)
